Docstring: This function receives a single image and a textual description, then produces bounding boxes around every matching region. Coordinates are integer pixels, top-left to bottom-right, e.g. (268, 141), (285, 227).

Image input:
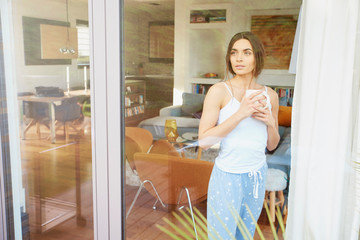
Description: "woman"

(199, 32), (280, 239)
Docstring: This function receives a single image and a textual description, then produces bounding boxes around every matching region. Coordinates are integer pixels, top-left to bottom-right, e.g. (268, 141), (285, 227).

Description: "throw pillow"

(192, 111), (202, 119)
(278, 126), (286, 139)
(279, 96), (288, 106)
(278, 106), (292, 127)
(181, 92), (205, 117)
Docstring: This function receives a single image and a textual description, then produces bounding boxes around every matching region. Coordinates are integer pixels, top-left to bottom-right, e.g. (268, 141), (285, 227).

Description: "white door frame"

(89, 0), (124, 239)
(0, 141), (8, 240)
(0, 0), (23, 238)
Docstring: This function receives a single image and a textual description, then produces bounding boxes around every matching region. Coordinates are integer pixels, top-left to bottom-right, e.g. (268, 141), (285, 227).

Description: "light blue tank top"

(215, 82), (272, 173)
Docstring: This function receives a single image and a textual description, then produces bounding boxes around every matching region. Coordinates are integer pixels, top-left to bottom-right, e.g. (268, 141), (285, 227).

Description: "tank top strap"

(264, 85), (268, 93)
(222, 82), (233, 97)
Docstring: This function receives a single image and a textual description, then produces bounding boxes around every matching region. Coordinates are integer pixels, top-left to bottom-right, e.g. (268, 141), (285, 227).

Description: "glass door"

(122, 1), (300, 239)
(0, 0), (94, 238)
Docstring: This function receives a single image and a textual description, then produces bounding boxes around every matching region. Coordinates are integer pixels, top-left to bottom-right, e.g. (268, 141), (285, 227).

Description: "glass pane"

(124, 1), (298, 239)
(3, 0), (93, 238)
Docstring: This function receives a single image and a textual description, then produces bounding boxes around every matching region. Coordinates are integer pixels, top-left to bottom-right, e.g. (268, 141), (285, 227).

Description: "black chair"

(54, 98), (82, 142)
(19, 92), (50, 139)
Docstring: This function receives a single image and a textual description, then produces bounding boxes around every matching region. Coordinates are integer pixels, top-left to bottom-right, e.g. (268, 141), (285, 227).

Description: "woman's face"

(230, 39), (255, 76)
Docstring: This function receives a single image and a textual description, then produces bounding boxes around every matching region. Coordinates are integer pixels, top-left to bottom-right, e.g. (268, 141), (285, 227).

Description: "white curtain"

(287, 0), (360, 239)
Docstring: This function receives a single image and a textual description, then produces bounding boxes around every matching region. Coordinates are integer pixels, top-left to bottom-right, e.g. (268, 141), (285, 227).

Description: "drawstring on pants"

(248, 170), (262, 199)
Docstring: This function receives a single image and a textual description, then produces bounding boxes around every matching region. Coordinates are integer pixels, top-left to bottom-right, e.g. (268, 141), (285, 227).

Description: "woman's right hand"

(236, 91), (267, 119)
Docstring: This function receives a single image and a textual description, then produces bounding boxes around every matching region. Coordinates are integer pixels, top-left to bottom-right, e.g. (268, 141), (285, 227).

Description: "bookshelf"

(187, 4), (231, 90)
(125, 80), (146, 125)
(191, 83), (294, 106)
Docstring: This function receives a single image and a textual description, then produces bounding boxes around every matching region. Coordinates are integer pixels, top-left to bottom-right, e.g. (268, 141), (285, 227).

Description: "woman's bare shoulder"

(204, 81), (228, 107)
(265, 87), (278, 98)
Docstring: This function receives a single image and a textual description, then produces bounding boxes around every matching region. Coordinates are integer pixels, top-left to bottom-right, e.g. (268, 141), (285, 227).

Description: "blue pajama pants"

(207, 164), (267, 240)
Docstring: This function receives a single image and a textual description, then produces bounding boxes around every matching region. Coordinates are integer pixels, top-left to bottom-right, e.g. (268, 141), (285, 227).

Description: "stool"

(265, 168), (288, 222)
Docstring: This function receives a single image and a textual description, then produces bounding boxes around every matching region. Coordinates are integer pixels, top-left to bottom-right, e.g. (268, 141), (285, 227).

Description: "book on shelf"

(209, 16), (226, 23)
(125, 105), (145, 117)
(272, 87), (294, 106)
(193, 84), (212, 95)
(190, 13), (207, 23)
(125, 108), (132, 117)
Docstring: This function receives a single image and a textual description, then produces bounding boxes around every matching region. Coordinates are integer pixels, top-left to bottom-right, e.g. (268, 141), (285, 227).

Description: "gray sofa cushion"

(160, 105), (182, 117)
(181, 92), (205, 117)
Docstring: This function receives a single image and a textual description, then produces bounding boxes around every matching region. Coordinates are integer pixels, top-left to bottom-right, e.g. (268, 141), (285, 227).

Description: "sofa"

(138, 92), (205, 139)
(266, 126), (291, 177)
(138, 92), (292, 175)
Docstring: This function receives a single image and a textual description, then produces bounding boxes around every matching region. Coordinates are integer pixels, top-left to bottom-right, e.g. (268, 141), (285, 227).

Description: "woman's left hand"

(251, 106), (276, 127)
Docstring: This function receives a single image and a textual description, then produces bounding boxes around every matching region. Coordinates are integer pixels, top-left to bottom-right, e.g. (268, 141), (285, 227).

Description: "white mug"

(245, 89), (270, 109)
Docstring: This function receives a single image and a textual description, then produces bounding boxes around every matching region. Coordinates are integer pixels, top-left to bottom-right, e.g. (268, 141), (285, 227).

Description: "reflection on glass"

(123, 0), (297, 239)
(7, 0), (93, 239)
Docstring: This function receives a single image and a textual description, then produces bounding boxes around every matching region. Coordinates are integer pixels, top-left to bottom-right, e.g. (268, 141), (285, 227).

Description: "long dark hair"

(225, 32), (265, 78)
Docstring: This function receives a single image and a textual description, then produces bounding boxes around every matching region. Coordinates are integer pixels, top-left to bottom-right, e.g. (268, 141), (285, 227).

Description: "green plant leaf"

(155, 223), (184, 240)
(162, 217), (193, 240)
(209, 204), (237, 240)
(263, 202), (279, 240)
(228, 204), (252, 240)
(157, 201), (284, 240)
(276, 205), (286, 239)
(172, 211), (196, 238)
(245, 204), (265, 240)
(185, 208), (209, 240)
(192, 207), (219, 240)
(275, 205), (284, 232)
(177, 209), (200, 239)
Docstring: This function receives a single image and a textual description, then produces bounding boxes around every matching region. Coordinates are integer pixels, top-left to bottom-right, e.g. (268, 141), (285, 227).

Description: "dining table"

(18, 90), (90, 143)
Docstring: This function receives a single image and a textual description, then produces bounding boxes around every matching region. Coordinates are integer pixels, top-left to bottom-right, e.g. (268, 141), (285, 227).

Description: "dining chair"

(54, 98), (82, 142)
(150, 139), (181, 157)
(126, 152), (214, 238)
(19, 92), (50, 139)
(80, 99), (91, 131)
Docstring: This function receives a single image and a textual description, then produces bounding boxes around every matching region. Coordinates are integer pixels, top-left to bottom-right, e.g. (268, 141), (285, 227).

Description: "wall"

(12, 0), (88, 93)
(174, 0), (302, 104)
(124, 1), (175, 76)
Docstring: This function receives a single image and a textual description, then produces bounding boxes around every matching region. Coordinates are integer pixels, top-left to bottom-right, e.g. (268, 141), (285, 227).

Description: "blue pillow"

(278, 126), (286, 139)
(279, 97), (287, 106)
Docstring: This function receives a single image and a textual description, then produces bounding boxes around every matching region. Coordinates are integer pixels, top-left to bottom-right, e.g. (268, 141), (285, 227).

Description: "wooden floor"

(21, 124), (94, 240)
(21, 123), (284, 240)
(125, 185), (284, 240)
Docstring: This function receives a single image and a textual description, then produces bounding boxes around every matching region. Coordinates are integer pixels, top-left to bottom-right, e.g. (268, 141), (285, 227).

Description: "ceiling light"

(59, 0), (76, 55)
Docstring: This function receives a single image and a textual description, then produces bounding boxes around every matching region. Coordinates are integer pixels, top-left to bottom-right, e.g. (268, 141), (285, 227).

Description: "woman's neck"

(232, 73), (256, 89)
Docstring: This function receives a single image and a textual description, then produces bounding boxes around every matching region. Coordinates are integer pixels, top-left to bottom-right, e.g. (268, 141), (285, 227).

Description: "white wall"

(12, 0), (88, 93)
(174, 0), (302, 104)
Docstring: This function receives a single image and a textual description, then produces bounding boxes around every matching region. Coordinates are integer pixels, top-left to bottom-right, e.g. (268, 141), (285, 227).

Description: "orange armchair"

(125, 127), (154, 170)
(126, 152), (214, 236)
(125, 127), (180, 170)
